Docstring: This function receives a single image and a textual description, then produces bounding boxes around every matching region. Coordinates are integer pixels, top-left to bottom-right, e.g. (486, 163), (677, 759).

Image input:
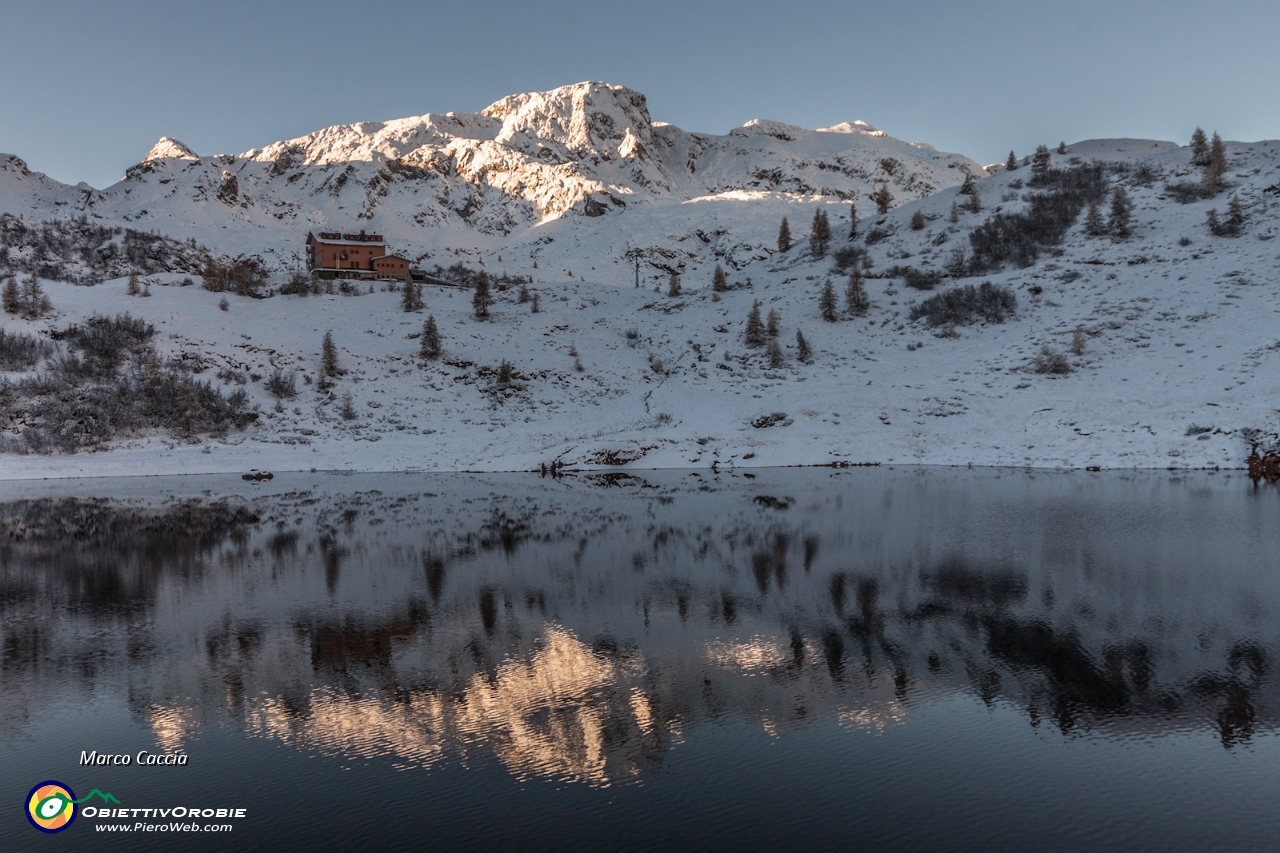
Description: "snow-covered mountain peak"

(144, 137), (199, 161)
(816, 120), (885, 137)
(482, 81), (655, 161)
(735, 119), (810, 141)
(0, 81), (984, 268)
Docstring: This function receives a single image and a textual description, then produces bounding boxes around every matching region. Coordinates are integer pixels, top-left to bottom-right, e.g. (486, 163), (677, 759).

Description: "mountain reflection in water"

(2, 468), (1278, 789)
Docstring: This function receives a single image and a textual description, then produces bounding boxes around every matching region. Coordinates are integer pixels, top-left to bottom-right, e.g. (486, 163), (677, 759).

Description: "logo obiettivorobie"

(25, 782), (118, 833)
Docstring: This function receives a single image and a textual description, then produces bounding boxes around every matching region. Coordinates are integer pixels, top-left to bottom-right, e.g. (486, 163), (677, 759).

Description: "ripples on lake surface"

(2, 468), (1279, 852)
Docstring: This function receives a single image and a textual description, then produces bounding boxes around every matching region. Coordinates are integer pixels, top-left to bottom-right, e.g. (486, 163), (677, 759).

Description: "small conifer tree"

(1031, 145), (1052, 182)
(518, 283), (530, 303)
(472, 271), (493, 319)
(218, 295), (229, 311)
(322, 331), (341, 377)
(810, 208), (831, 258)
(959, 172), (976, 195)
(1206, 208), (1222, 236)
(766, 308), (781, 337)
(819, 279), (838, 322)
(1057, 141), (1068, 155)
(1108, 187), (1133, 238)
(2, 276), (19, 314)
(768, 338), (784, 367)
(1072, 327), (1086, 356)
(949, 201), (960, 223)
(20, 274), (50, 318)
(911, 210), (926, 230)
(1190, 127), (1210, 166)
(1225, 196), (1245, 235)
(1005, 150), (1018, 171)
(127, 271), (141, 296)
(1204, 132), (1227, 195)
(966, 186), (981, 213)
(848, 201), (858, 240)
(871, 184), (893, 215)
(531, 291), (540, 313)
(1084, 199), (1106, 236)
(777, 217), (792, 252)
(420, 316), (441, 359)
(845, 269), (869, 316)
(795, 330), (812, 364)
(401, 278), (419, 312)
(668, 271), (682, 297)
(744, 301), (766, 346)
(713, 264), (728, 292)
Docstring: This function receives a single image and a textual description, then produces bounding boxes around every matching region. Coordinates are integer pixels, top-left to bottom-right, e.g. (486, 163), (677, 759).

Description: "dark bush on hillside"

(53, 313), (155, 379)
(902, 268), (943, 290)
(864, 227), (890, 245)
(421, 263), (528, 289)
(265, 369), (298, 399)
(0, 213), (212, 284)
(967, 163), (1107, 275)
(831, 245), (867, 274)
(1131, 161), (1162, 186)
(1164, 182), (1211, 204)
(883, 265), (943, 290)
(908, 282), (1017, 327)
(201, 256), (270, 296)
(0, 329), (54, 371)
(4, 369), (254, 453)
(3, 312), (255, 453)
(1034, 346), (1071, 375)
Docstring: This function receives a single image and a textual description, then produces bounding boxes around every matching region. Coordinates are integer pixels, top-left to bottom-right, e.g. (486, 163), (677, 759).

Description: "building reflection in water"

(1, 469), (1277, 786)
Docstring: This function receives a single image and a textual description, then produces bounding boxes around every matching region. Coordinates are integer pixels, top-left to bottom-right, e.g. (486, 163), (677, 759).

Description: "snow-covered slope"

(2, 89), (1279, 478)
(0, 82), (981, 275)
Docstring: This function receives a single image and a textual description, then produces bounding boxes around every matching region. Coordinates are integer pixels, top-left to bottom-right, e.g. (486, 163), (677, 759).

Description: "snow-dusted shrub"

(279, 271), (312, 296)
(54, 313), (155, 379)
(751, 412), (791, 429)
(968, 163), (1106, 274)
(831, 245), (867, 274)
(1132, 161), (1162, 186)
(0, 214), (213, 284)
(897, 267), (943, 291)
(1033, 346), (1071, 375)
(0, 329), (53, 370)
(265, 370), (297, 399)
(201, 256), (269, 297)
(1164, 181), (1211, 204)
(3, 368), (255, 453)
(908, 282), (1016, 327)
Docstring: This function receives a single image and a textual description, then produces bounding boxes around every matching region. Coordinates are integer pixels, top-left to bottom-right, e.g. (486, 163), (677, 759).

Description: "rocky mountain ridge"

(0, 82), (981, 274)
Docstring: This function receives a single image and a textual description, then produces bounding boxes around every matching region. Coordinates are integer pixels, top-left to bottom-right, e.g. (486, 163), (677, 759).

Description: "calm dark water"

(2, 468), (1279, 852)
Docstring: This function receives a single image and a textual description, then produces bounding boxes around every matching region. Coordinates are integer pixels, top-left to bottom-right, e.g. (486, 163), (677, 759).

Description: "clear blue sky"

(3, 0), (1277, 188)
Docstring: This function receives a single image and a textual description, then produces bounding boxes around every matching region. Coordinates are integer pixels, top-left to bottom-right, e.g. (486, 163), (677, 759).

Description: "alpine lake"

(3, 466), (1278, 852)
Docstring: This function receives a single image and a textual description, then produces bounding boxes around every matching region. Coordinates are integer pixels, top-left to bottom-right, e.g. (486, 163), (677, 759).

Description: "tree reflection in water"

(1, 469), (1278, 787)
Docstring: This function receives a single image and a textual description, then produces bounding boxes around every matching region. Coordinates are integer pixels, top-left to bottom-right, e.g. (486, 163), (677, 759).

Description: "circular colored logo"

(26, 781), (77, 833)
